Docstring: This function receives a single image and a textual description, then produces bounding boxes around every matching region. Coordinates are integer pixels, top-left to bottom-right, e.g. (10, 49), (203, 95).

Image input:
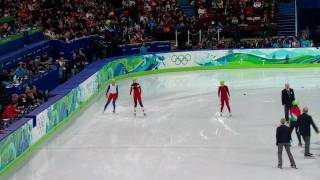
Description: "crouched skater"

(276, 118), (297, 169)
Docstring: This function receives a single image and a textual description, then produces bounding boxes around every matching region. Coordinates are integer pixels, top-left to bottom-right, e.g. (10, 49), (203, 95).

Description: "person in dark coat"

(276, 118), (297, 169)
(297, 107), (319, 157)
(281, 83), (295, 121)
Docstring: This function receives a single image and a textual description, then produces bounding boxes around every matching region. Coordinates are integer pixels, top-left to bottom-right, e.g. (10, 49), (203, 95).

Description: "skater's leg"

(284, 144), (296, 167)
(104, 101), (110, 111)
(277, 144), (284, 168)
(112, 100), (116, 112)
(294, 123), (302, 145)
(133, 96), (138, 115)
(284, 105), (290, 121)
(111, 94), (117, 112)
(104, 95), (113, 111)
(138, 96), (144, 107)
(303, 136), (311, 155)
(134, 95), (138, 108)
(225, 99), (231, 113)
(220, 98), (225, 113)
(289, 122), (295, 134)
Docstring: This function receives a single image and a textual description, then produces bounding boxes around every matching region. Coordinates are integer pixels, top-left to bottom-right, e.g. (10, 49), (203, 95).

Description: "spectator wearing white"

(198, 5), (207, 18)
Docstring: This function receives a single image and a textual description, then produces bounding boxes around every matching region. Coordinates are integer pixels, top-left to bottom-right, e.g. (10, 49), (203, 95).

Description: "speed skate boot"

(142, 107), (146, 116)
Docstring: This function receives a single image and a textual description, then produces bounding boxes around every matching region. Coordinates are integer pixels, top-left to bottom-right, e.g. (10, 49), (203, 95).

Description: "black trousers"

(284, 104), (291, 121)
(289, 121), (302, 144)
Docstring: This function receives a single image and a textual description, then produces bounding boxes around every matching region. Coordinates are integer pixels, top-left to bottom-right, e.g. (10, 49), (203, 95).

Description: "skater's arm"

(139, 85), (142, 95)
(226, 86), (230, 97)
(310, 117), (319, 133)
(106, 85), (110, 96)
(276, 127), (279, 145)
(291, 89), (295, 100)
(281, 90), (285, 105)
(116, 85), (119, 96)
(218, 87), (221, 98)
(130, 85), (132, 95)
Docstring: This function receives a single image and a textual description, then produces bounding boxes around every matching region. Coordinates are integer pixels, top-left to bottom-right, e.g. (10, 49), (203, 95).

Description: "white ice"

(3, 68), (320, 180)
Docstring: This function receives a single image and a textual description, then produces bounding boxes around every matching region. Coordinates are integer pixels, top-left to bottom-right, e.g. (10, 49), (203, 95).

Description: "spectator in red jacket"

(1, 103), (22, 119)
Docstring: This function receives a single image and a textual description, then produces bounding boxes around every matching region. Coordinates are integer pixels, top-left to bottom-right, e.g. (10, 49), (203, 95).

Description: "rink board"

(1, 47), (320, 174)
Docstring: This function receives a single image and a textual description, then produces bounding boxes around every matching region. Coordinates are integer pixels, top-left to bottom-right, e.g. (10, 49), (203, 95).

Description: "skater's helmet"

(292, 100), (299, 106)
(132, 78), (137, 82)
(110, 78), (116, 83)
(220, 80), (225, 85)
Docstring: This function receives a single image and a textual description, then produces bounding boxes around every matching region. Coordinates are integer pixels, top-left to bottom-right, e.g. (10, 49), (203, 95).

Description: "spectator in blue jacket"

(15, 62), (28, 80)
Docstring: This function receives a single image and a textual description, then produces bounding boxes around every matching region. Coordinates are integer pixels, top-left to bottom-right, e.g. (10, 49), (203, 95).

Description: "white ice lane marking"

(211, 112), (239, 136)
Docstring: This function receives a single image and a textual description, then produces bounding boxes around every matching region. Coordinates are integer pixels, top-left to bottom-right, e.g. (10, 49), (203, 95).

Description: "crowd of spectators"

(193, 0), (277, 29)
(3, 0), (276, 43)
(0, 85), (45, 131)
(0, 49), (90, 131)
(0, 53), (52, 90)
(0, 0), (317, 48)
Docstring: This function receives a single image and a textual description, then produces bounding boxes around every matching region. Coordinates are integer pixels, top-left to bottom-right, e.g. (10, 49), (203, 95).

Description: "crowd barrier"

(0, 33), (25, 56)
(0, 16), (15, 24)
(1, 46), (320, 174)
(52, 35), (101, 61)
(0, 40), (52, 70)
(120, 41), (171, 55)
(0, 28), (44, 55)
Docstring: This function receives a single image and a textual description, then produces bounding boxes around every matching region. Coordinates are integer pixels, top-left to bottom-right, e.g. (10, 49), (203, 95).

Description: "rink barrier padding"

(2, 47), (320, 175)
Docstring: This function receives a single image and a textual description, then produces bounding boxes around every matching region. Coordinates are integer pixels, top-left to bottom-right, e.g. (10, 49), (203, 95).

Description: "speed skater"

(104, 79), (118, 113)
(130, 78), (146, 116)
(218, 80), (232, 116)
(289, 100), (302, 146)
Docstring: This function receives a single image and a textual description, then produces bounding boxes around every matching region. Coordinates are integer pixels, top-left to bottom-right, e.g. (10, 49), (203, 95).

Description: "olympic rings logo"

(171, 54), (191, 65)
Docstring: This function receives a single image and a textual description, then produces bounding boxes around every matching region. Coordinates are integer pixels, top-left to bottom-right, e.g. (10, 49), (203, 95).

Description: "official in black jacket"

(276, 118), (296, 169)
(281, 83), (295, 121)
(297, 107), (319, 157)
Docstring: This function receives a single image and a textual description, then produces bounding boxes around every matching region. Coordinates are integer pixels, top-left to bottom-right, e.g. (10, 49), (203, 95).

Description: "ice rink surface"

(3, 68), (320, 180)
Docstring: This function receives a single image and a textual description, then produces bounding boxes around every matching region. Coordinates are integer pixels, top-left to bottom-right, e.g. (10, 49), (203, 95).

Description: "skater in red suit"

(218, 80), (231, 116)
(130, 78), (146, 116)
